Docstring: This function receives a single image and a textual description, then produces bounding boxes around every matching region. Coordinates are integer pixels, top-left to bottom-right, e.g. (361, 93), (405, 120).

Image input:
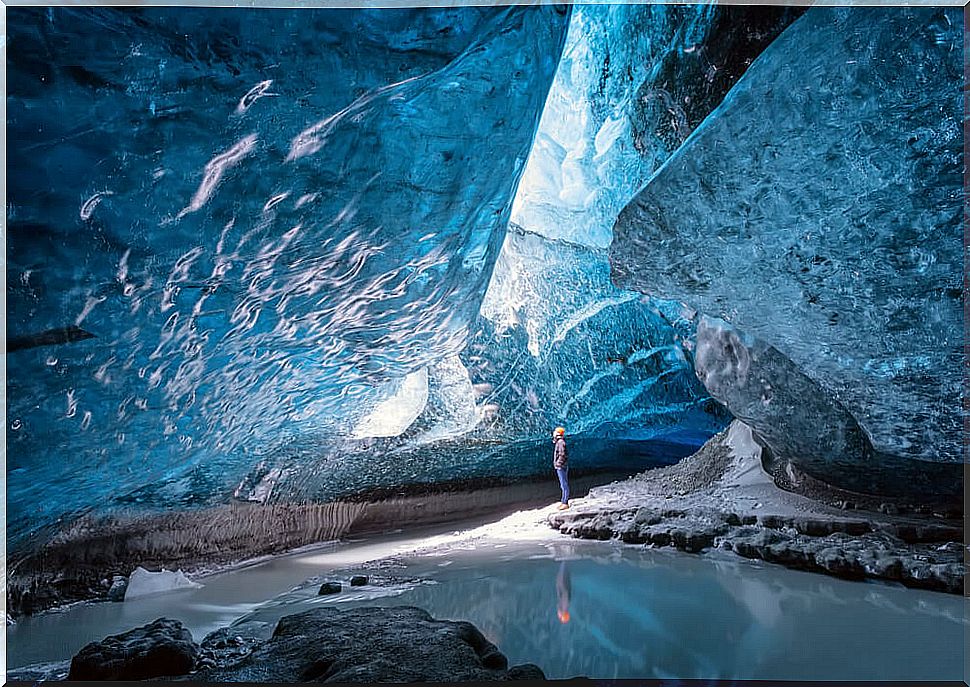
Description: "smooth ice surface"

(6, 5), (570, 544)
(612, 7), (964, 463)
(9, 529), (967, 680)
(124, 566), (203, 600)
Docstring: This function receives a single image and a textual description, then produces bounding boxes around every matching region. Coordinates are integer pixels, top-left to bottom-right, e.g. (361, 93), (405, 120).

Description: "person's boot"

(557, 502), (569, 510)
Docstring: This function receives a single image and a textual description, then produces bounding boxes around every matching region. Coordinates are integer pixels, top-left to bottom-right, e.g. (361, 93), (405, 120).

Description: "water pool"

(7, 529), (967, 681)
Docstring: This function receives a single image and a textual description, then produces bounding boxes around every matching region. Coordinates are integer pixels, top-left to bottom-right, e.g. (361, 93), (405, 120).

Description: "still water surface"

(8, 533), (968, 680)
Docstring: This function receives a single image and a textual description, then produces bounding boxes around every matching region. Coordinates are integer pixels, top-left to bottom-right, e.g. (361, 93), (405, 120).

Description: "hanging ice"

(611, 7), (964, 468)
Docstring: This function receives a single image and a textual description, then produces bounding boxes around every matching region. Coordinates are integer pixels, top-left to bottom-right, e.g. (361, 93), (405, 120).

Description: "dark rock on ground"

(350, 575), (368, 587)
(506, 663), (547, 680)
(197, 627), (262, 671)
(318, 582), (341, 595)
(68, 617), (199, 680)
(186, 606), (545, 682)
(550, 421), (965, 595)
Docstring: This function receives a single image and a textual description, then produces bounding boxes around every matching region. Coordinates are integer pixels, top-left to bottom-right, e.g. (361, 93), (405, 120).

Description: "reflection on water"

(8, 537), (968, 681)
(556, 560), (571, 625)
(231, 540), (967, 681)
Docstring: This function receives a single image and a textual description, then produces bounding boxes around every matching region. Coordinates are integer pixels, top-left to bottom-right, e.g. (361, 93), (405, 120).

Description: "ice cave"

(4, 3), (967, 683)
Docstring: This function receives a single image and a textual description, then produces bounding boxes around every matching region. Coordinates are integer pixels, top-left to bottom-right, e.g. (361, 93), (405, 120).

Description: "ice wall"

(471, 3), (801, 449)
(694, 317), (959, 502)
(511, 3), (802, 248)
(477, 228), (725, 444)
(612, 7), (964, 467)
(6, 5), (570, 544)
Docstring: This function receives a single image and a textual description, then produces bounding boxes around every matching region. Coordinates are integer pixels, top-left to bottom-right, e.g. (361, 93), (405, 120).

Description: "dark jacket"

(553, 436), (568, 469)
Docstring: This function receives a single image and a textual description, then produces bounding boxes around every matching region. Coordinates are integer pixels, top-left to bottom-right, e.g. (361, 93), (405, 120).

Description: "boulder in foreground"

(190, 606), (544, 682)
(68, 617), (199, 680)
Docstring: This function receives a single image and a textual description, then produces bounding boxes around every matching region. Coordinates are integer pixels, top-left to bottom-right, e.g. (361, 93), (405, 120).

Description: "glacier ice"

(6, 5), (570, 544)
(477, 228), (726, 444)
(353, 369), (430, 440)
(511, 3), (802, 248)
(124, 566), (203, 600)
(8, 0), (954, 565)
(612, 7), (964, 467)
(694, 317), (959, 502)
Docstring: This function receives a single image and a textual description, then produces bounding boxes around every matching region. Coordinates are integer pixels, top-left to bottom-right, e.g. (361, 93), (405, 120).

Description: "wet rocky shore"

(548, 421), (966, 594)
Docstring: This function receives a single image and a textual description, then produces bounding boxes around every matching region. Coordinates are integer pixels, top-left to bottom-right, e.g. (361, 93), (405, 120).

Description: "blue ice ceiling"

(6, 4), (962, 548)
(612, 6), (964, 482)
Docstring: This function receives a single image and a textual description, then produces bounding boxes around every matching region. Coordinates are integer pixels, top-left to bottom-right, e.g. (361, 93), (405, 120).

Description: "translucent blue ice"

(6, 5), (570, 542)
(612, 7), (964, 464)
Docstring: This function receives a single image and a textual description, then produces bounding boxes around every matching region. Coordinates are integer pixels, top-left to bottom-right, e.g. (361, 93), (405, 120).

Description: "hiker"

(553, 426), (569, 509)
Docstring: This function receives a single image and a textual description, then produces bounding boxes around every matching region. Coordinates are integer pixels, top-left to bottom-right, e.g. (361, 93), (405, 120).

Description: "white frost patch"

(353, 368), (429, 438)
(124, 566), (203, 600)
(721, 421), (773, 489)
(725, 420), (760, 460)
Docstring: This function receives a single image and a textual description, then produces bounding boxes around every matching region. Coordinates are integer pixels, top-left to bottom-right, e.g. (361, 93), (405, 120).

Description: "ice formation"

(693, 317), (959, 501)
(511, 3), (801, 248)
(612, 7), (964, 467)
(5, 3), (962, 556)
(124, 566), (203, 600)
(6, 5), (569, 543)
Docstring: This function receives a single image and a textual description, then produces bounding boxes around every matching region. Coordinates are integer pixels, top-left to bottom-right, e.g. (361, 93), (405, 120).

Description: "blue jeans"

(556, 467), (570, 503)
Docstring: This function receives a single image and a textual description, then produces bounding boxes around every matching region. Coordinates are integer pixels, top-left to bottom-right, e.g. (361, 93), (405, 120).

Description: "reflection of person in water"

(556, 561), (571, 624)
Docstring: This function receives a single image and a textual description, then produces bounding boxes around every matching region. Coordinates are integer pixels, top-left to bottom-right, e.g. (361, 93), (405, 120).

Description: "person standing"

(552, 426), (569, 509)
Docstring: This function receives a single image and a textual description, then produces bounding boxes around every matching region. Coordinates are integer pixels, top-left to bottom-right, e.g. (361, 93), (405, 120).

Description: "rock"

(879, 503), (900, 516)
(545, 425), (965, 595)
(814, 548), (865, 579)
(350, 575), (368, 587)
(68, 617), (199, 680)
(106, 575), (128, 602)
(198, 627), (261, 670)
(633, 508), (661, 526)
(318, 582), (342, 595)
(188, 606), (543, 682)
(506, 663), (546, 680)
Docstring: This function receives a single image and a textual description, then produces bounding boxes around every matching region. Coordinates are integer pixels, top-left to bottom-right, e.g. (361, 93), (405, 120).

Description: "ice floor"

(7, 505), (968, 681)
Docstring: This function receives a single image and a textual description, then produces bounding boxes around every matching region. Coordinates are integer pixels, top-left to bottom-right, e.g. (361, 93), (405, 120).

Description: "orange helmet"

(554, 427), (565, 437)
